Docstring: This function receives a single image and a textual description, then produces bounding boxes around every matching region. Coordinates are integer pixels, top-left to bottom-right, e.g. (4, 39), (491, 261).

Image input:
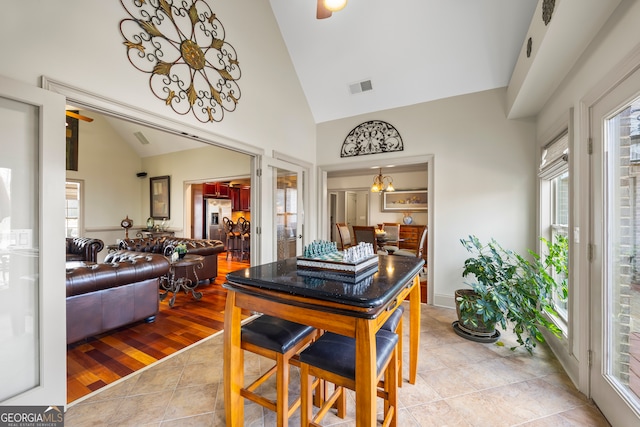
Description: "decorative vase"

(178, 252), (186, 259)
(403, 212), (413, 225)
(146, 217), (154, 230)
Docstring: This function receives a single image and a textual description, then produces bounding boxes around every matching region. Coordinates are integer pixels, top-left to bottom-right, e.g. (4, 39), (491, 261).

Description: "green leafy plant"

(457, 235), (567, 353)
(175, 243), (188, 254)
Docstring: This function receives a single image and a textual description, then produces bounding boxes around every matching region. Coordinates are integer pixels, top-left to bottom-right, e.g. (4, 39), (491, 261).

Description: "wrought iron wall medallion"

(340, 120), (404, 158)
(120, 0), (241, 123)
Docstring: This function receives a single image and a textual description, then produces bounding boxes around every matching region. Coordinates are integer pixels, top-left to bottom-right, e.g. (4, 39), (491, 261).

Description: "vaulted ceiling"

(269, 0), (538, 123)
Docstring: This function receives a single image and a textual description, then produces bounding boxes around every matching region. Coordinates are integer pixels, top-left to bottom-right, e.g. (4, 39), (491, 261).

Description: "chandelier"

(371, 168), (395, 193)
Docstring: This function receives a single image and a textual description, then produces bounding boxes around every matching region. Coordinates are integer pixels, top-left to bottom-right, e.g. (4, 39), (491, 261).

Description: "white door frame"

(0, 75), (66, 406)
(318, 154), (434, 303)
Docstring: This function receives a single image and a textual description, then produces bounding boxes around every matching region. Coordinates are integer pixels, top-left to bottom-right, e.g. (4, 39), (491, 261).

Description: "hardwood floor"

(66, 253), (250, 404)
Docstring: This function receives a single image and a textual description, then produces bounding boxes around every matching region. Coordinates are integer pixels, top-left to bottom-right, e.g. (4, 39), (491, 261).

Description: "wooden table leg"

(354, 318), (377, 426)
(223, 291), (244, 426)
(409, 275), (421, 384)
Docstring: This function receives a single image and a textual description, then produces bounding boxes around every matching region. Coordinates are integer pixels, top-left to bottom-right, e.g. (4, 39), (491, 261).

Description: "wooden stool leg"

(300, 364), (312, 426)
(276, 353), (289, 427)
(397, 317), (403, 387)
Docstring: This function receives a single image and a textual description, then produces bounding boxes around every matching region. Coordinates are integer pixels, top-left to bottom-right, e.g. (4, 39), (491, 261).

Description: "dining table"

(223, 254), (424, 426)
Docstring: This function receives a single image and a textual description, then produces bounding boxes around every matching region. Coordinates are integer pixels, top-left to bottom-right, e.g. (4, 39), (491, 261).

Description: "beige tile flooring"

(64, 304), (611, 426)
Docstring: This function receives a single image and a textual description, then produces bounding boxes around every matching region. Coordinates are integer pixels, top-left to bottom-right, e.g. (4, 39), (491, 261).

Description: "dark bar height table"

(223, 255), (424, 426)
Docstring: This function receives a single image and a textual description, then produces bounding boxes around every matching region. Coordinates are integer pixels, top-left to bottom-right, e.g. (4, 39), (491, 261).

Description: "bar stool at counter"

(240, 315), (319, 427)
(299, 329), (399, 426)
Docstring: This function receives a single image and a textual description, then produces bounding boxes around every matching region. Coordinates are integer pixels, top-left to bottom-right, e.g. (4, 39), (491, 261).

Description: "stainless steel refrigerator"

(205, 198), (232, 242)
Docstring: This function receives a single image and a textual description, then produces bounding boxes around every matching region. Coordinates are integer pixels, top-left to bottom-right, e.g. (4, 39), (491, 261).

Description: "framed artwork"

(150, 175), (170, 219)
(382, 189), (428, 212)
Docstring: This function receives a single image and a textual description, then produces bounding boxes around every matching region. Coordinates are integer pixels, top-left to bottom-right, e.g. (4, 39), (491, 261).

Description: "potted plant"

(454, 235), (567, 353)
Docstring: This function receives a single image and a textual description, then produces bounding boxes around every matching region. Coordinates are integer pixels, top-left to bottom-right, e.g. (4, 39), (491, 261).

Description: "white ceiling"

(269, 0), (538, 123)
(70, 0), (619, 179)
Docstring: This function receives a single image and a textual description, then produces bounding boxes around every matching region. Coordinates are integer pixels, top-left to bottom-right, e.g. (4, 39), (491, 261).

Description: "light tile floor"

(64, 304), (611, 426)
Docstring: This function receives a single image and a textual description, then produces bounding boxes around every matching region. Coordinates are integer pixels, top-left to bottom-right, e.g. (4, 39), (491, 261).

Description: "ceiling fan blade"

(66, 110), (94, 122)
(316, 0), (332, 19)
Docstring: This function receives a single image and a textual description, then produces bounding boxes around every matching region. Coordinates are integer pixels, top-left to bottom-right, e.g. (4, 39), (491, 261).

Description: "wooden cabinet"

(239, 186), (250, 211)
(230, 186), (251, 211)
(203, 182), (230, 198)
(399, 224), (427, 262)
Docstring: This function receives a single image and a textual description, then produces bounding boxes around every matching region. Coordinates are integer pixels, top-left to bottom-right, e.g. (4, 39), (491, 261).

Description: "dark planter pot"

(178, 252), (186, 259)
(452, 289), (500, 343)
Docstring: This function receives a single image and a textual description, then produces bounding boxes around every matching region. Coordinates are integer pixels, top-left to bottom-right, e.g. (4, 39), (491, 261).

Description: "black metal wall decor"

(340, 120), (404, 158)
(542, 0), (555, 26)
(120, 0), (241, 123)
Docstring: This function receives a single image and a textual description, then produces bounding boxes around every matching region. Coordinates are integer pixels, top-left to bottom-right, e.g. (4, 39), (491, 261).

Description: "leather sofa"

(66, 250), (170, 344)
(66, 237), (105, 263)
(118, 237), (225, 283)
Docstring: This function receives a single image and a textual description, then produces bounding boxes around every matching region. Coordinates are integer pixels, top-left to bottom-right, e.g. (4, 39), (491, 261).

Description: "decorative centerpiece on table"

(174, 243), (188, 260)
(296, 240), (378, 282)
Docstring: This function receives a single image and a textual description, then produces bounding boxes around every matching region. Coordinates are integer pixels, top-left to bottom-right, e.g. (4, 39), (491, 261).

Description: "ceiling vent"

(133, 131), (150, 145)
(349, 79), (373, 95)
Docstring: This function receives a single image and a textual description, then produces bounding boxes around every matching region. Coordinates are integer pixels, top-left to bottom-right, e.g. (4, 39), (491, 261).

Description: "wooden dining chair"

(351, 225), (377, 246)
(382, 222), (401, 253)
(335, 223), (352, 250)
(394, 226), (427, 260)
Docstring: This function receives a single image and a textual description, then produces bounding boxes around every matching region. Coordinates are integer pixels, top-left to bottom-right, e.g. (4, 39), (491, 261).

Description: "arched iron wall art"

(340, 120), (404, 158)
(120, 0), (241, 123)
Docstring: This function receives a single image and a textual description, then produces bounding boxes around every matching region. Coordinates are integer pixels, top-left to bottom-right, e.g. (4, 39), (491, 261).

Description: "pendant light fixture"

(316, 0), (347, 19)
(323, 0), (347, 12)
(371, 168), (395, 193)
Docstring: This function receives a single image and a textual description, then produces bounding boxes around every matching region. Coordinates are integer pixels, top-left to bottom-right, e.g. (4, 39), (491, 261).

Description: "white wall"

(141, 145), (252, 233)
(318, 87), (537, 307)
(66, 111), (144, 252)
(0, 1), (316, 162)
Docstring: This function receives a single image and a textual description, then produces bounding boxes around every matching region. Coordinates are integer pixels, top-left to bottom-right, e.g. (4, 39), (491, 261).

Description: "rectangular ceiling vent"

(349, 79), (373, 95)
(133, 131), (150, 145)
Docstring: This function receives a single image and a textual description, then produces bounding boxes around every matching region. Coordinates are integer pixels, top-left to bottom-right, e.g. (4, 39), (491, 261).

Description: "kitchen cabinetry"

(230, 186), (251, 211)
(203, 182), (230, 198)
(239, 186), (250, 211)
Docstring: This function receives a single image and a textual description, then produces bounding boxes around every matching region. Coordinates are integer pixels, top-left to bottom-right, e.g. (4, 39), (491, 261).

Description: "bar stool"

(299, 329), (399, 427)
(241, 315), (318, 427)
(381, 304), (404, 387)
(223, 217), (240, 260)
(237, 217), (250, 261)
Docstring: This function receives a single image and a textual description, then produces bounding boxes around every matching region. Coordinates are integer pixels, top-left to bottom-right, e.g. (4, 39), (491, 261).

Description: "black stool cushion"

(299, 329), (398, 380)
(381, 305), (404, 332)
(242, 315), (316, 353)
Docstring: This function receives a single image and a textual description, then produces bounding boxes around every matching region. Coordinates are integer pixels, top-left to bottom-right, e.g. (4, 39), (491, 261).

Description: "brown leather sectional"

(66, 237), (104, 263)
(66, 250), (170, 344)
(118, 237), (225, 283)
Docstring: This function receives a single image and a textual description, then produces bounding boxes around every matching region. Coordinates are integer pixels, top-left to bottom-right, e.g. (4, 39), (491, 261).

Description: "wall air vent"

(349, 79), (373, 95)
(133, 131), (150, 145)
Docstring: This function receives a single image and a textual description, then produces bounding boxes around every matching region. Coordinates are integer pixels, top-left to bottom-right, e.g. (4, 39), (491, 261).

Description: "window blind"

(539, 131), (569, 178)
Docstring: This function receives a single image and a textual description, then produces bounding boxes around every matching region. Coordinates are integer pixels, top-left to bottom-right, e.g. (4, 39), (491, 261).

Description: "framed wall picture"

(382, 189), (428, 212)
(150, 175), (170, 219)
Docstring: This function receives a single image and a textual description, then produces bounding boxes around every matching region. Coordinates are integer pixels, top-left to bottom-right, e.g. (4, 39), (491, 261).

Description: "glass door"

(590, 67), (640, 424)
(0, 75), (66, 406)
(258, 157), (303, 262)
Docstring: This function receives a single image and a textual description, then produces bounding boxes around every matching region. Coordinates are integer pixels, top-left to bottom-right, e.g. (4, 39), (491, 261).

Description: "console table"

(223, 255), (424, 426)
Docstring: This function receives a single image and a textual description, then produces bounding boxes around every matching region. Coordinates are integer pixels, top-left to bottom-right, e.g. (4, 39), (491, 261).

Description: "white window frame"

(539, 130), (570, 334)
(65, 179), (83, 238)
